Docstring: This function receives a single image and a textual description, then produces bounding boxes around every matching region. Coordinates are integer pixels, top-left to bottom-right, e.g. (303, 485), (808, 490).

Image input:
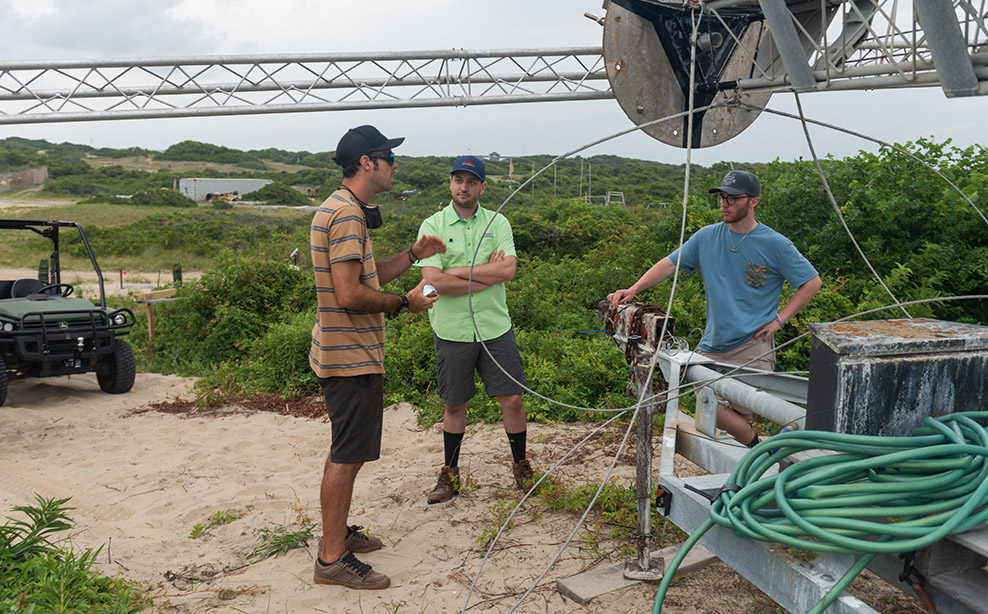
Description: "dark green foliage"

(43, 164), (180, 197)
(0, 496), (148, 613)
(0, 146), (48, 171)
(759, 138), (988, 323)
(93, 146), (154, 158)
(47, 157), (92, 180)
(144, 253), (314, 378)
(247, 147), (334, 169)
(156, 140), (267, 168)
(243, 181), (314, 206)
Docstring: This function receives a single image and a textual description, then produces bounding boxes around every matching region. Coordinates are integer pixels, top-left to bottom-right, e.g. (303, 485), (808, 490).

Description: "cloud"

(0, 0), (222, 59)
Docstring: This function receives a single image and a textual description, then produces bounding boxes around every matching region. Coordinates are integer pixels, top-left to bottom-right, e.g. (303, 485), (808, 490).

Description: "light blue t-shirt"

(668, 222), (818, 352)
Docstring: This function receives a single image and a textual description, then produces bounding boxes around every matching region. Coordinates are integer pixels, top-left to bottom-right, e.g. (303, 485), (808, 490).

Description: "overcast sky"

(1, 0), (984, 166)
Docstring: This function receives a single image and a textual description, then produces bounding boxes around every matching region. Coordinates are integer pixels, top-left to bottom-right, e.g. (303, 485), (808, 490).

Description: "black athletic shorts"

(319, 373), (383, 463)
(434, 329), (527, 407)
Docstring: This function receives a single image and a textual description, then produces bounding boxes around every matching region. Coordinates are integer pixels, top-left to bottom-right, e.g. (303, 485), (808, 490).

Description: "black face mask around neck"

(361, 204), (383, 229)
(338, 185), (384, 229)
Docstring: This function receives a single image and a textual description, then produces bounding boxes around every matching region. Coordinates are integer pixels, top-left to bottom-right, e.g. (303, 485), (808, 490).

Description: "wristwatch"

(395, 294), (409, 314)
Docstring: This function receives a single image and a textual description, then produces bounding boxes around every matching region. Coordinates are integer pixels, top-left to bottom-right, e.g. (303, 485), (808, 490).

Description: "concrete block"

(556, 543), (717, 606)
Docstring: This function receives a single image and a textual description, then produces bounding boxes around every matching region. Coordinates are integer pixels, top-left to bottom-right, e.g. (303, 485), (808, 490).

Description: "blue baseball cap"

(451, 155), (486, 181)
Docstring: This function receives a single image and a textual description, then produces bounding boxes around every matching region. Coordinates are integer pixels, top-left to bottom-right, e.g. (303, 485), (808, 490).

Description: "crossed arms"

(421, 250), (516, 296)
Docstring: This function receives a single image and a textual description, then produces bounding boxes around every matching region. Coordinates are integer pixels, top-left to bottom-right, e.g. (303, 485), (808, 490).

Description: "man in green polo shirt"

(415, 155), (535, 504)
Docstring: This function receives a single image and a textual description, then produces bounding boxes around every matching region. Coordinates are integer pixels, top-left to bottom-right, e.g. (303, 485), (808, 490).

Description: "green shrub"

(0, 495), (149, 613)
(156, 140), (266, 167)
(243, 181), (313, 206)
(148, 253), (313, 373)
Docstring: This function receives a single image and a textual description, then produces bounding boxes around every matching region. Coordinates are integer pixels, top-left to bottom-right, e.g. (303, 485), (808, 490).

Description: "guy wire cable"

(792, 89), (911, 318)
(652, 411), (988, 614)
(458, 89), (988, 611)
(457, 98), (730, 417)
(459, 98), (730, 613)
(738, 101), (988, 228)
(459, 409), (629, 613)
(481, 11), (709, 612)
(442, 27), (987, 614)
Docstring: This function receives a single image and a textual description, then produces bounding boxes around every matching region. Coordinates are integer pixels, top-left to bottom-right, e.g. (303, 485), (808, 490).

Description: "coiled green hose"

(652, 411), (988, 614)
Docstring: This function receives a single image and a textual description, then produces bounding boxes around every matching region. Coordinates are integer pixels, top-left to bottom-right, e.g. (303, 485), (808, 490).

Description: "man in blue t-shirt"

(608, 170), (821, 447)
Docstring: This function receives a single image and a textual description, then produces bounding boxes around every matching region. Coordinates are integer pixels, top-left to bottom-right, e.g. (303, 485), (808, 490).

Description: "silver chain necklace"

(729, 228), (752, 252)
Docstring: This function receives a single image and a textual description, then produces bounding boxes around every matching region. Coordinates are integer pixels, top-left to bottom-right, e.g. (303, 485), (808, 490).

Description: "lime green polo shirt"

(416, 202), (516, 342)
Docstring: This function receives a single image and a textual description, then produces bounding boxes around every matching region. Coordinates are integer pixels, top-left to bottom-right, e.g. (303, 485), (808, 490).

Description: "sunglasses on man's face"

(368, 152), (396, 165)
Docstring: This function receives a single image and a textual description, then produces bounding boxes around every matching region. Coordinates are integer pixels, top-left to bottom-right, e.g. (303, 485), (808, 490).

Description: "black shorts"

(434, 329), (527, 407)
(319, 374), (383, 463)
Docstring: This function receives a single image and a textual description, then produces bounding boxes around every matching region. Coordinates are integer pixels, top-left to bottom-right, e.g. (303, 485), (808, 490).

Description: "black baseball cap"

(708, 170), (760, 197)
(331, 125), (404, 168)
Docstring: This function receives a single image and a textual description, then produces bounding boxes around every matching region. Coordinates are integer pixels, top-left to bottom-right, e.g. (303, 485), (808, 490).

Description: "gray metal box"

(806, 319), (988, 437)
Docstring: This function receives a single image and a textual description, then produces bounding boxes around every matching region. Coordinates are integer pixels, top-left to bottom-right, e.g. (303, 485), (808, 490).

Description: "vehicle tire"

(0, 355), (7, 407)
(96, 340), (136, 394)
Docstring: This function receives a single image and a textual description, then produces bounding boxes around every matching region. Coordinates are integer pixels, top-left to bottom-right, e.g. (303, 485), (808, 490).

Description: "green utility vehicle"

(0, 220), (136, 406)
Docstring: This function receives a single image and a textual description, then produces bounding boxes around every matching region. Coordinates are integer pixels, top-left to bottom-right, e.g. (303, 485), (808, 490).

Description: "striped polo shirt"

(309, 189), (385, 378)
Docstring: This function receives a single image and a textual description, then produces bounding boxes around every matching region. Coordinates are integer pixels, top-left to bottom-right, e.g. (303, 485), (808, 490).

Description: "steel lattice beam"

(0, 47), (613, 125)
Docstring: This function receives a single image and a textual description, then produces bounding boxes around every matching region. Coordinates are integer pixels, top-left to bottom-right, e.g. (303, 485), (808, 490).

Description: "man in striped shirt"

(310, 125), (445, 590)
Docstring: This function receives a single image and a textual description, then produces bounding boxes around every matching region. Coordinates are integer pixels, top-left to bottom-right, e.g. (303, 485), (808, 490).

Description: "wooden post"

(131, 289), (178, 340)
(147, 302), (156, 339)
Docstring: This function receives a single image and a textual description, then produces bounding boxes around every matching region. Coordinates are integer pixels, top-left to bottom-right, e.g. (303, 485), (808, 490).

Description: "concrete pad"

(556, 543), (717, 606)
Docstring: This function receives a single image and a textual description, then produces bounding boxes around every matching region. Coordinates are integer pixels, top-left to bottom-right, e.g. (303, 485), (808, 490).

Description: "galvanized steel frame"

(0, 47), (612, 125)
(707, 0), (988, 96)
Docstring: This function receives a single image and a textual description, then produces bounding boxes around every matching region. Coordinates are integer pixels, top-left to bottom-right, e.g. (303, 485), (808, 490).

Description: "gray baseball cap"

(708, 170), (760, 197)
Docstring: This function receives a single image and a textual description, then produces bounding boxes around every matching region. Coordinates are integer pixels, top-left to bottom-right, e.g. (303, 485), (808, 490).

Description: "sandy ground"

(0, 193), (75, 210)
(0, 373), (927, 614)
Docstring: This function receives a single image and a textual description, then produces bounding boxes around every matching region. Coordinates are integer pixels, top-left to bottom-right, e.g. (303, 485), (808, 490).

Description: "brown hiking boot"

(512, 458), (535, 491)
(313, 551), (390, 590)
(427, 466), (460, 504)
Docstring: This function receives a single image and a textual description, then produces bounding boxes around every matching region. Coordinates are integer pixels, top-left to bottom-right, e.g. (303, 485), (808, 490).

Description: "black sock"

(444, 431), (464, 467)
(318, 556), (333, 566)
(507, 429), (527, 463)
(748, 434), (761, 448)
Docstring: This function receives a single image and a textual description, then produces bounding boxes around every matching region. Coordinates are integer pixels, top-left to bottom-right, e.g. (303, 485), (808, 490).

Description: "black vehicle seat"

(10, 278), (47, 298)
(0, 280), (13, 299)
